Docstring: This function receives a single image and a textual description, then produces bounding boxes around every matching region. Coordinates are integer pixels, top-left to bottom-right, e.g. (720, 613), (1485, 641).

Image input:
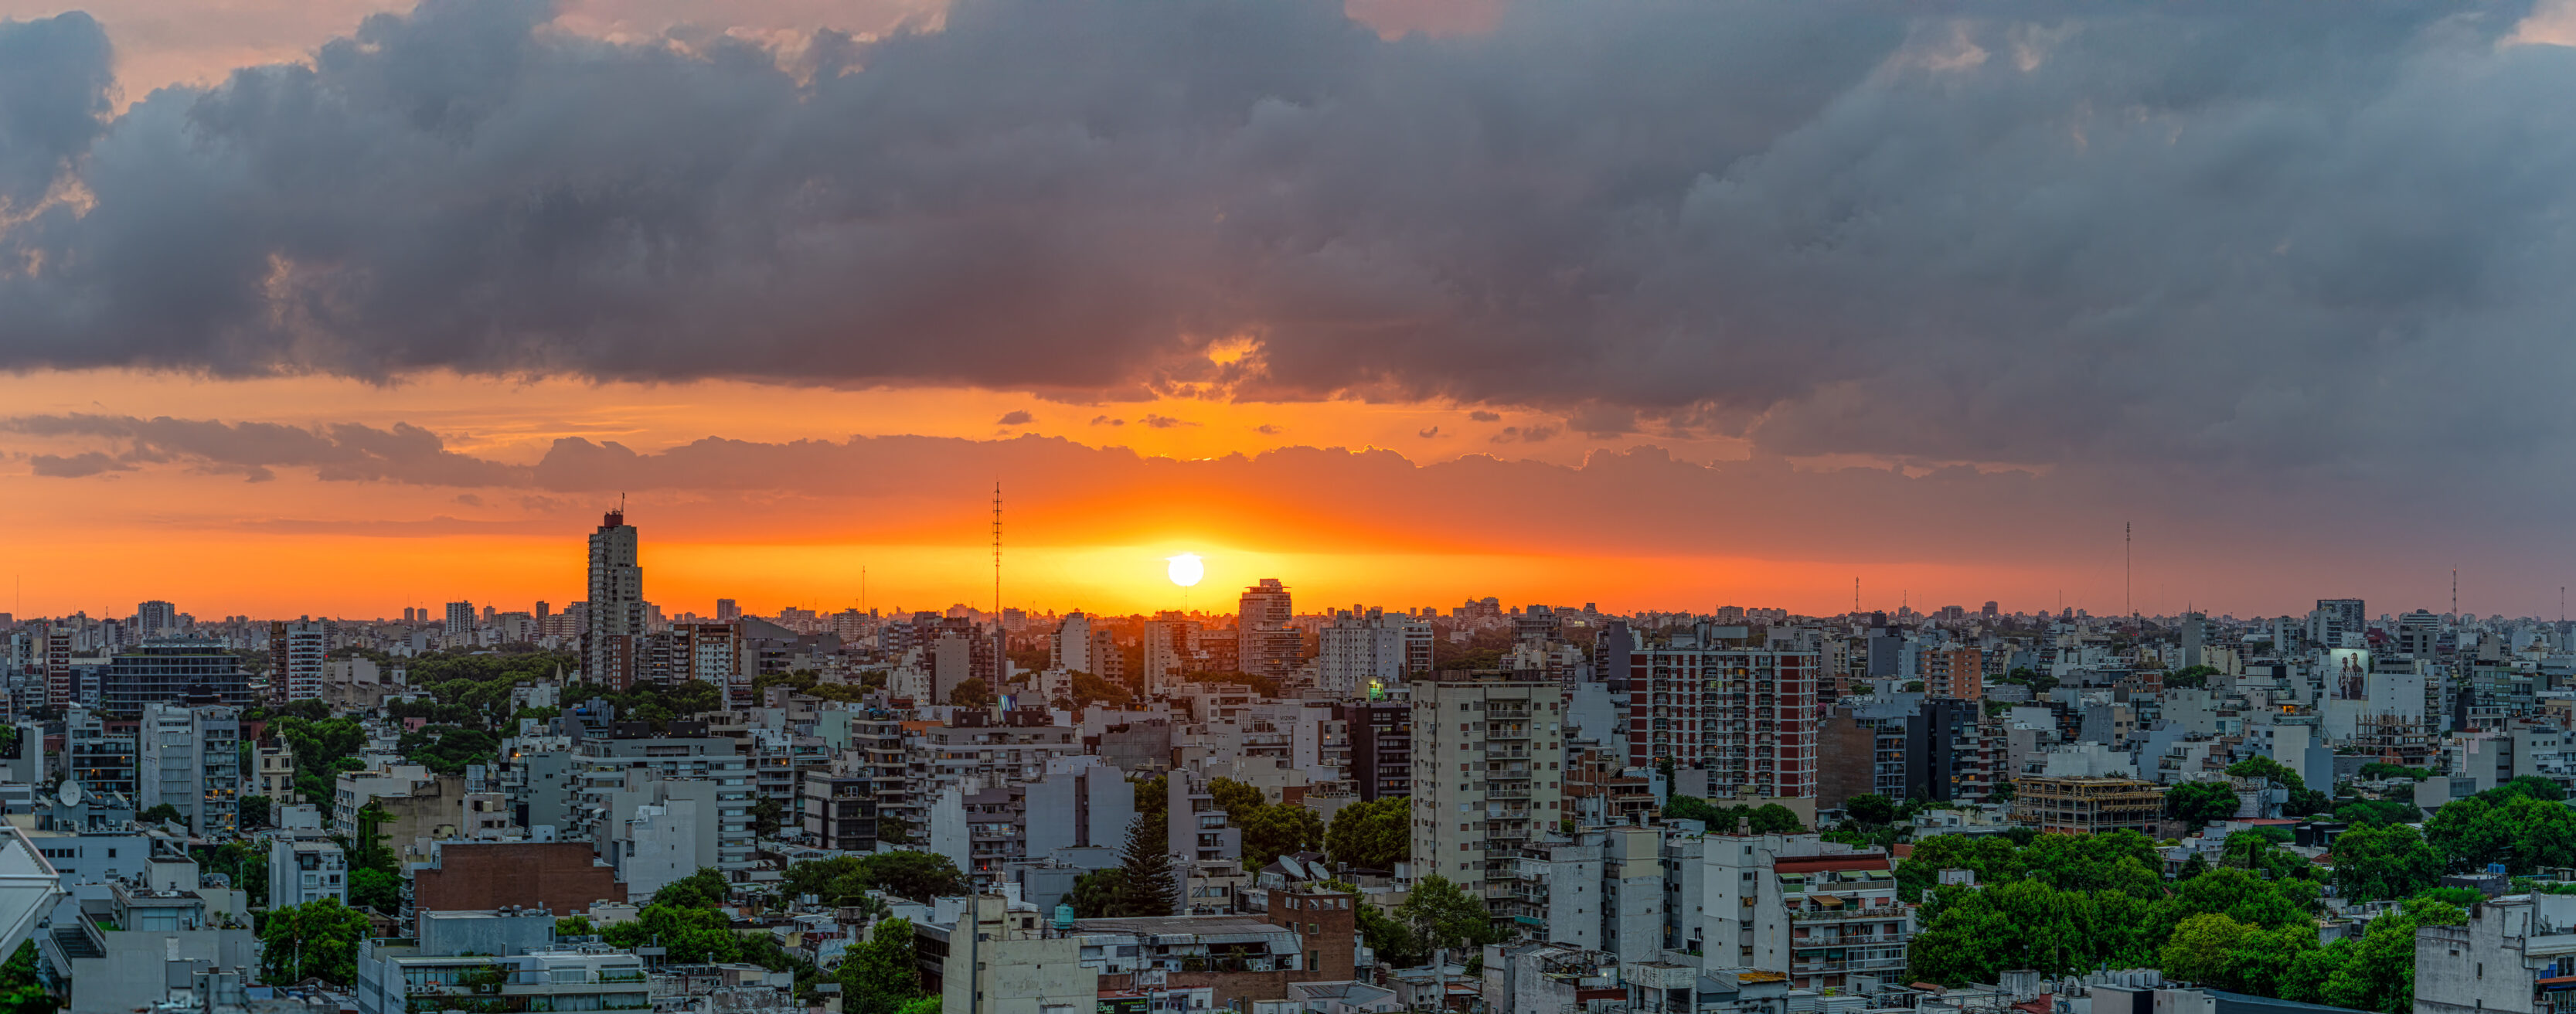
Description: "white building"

(1315, 608), (1433, 697)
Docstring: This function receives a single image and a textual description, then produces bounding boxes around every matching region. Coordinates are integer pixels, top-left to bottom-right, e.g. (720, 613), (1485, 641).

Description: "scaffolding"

(2012, 776), (2168, 835)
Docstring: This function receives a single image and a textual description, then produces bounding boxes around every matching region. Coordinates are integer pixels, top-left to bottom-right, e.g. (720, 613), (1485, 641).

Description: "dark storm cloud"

(0, 12), (111, 209)
(2, 0), (2574, 481)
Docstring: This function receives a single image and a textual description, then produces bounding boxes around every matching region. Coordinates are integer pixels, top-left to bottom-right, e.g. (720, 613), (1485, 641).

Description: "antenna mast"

(992, 483), (1003, 618)
(2125, 522), (2133, 624)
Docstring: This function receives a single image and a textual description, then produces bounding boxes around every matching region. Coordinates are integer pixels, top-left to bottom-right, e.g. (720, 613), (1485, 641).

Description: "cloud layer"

(2, 0), (2572, 489)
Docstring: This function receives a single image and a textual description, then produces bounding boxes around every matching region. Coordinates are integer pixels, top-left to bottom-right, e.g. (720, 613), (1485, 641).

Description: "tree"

(239, 795), (273, 831)
(1846, 794), (1900, 827)
(1353, 898), (1424, 967)
(1113, 814), (1178, 917)
(654, 867), (733, 908)
(0, 941), (53, 1014)
(2226, 756), (2306, 795)
(2358, 763), (2432, 782)
(863, 851), (969, 903)
(604, 904), (742, 963)
(1746, 804), (1803, 834)
(349, 868), (402, 914)
(2336, 798), (2420, 827)
(556, 914), (596, 937)
(138, 804), (185, 826)
(2168, 781), (2241, 829)
(2331, 824), (2442, 903)
(749, 797), (786, 838)
(1065, 868), (1127, 917)
(2159, 913), (2256, 985)
(259, 898), (373, 985)
(2163, 665), (2220, 689)
(948, 678), (995, 709)
(1396, 875), (1499, 962)
(875, 814), (914, 847)
(839, 917), (924, 1014)
(1240, 804), (1324, 873)
(1207, 778), (1266, 824)
(1324, 798), (1407, 870)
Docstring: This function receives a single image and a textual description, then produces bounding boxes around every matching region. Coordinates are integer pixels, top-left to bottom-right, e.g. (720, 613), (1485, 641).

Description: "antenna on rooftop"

(992, 483), (1003, 618)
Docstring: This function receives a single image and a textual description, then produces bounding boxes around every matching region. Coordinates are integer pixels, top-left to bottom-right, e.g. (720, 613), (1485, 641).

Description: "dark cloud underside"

(0, 0), (2572, 486)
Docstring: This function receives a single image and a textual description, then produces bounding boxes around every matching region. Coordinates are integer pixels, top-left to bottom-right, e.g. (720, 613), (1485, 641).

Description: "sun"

(1165, 553), (1205, 587)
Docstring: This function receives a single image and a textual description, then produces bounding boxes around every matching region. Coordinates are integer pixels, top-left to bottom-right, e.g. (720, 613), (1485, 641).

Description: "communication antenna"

(2124, 521), (2132, 624)
(2452, 568), (2458, 618)
(992, 483), (1003, 618)
(1853, 577), (1860, 616)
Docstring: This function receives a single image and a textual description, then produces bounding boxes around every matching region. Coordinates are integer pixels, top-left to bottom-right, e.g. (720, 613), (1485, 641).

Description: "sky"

(4, 0), (2576, 621)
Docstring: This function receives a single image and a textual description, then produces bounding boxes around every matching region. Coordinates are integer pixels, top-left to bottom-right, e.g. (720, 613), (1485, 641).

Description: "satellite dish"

(56, 782), (80, 808)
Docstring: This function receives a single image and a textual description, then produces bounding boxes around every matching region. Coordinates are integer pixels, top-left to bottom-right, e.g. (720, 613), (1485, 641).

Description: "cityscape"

(4, 3), (2576, 1014)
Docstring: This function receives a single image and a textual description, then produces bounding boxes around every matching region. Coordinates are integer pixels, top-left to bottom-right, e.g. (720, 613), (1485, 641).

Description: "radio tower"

(2125, 522), (2133, 626)
(992, 482), (1003, 616)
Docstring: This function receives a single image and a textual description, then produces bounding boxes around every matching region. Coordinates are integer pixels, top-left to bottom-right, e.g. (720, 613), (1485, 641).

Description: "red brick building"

(412, 842), (626, 917)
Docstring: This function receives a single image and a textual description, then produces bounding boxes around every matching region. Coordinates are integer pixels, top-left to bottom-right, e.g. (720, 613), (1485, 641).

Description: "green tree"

(653, 867), (733, 909)
(2159, 913), (2256, 985)
(2331, 823), (2442, 903)
(861, 852), (969, 903)
(1846, 794), (1900, 827)
(1353, 899), (1423, 967)
(2168, 781), (2241, 830)
(1207, 778), (1267, 824)
(2336, 798), (2421, 827)
(1745, 803), (1803, 834)
(604, 904), (744, 963)
(947, 678), (995, 709)
(1324, 798), (1408, 870)
(2425, 796), (2514, 872)
(2357, 763), (2432, 782)
(0, 941), (53, 1014)
(1113, 814), (1178, 917)
(2319, 894), (2466, 1012)
(1240, 804), (1324, 873)
(1662, 795), (1724, 826)
(2163, 665), (2220, 689)
(838, 917), (924, 1014)
(259, 898), (373, 985)
(1065, 868), (1127, 917)
(749, 797), (786, 838)
(349, 868), (403, 914)
(556, 914), (596, 937)
(138, 804), (185, 825)
(1396, 874), (1499, 965)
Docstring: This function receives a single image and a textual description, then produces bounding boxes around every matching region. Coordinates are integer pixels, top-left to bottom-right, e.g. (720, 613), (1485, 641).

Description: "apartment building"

(1625, 626), (1819, 801)
(1663, 835), (1911, 992)
(136, 703), (241, 836)
(1410, 674), (1567, 900)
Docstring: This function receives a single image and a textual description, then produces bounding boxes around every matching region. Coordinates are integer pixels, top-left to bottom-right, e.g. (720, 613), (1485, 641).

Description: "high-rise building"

(444, 601), (476, 637)
(586, 509), (646, 689)
(1237, 579), (1299, 679)
(1334, 699), (1411, 801)
(44, 626), (73, 709)
(269, 619), (330, 703)
(137, 601), (179, 638)
(1409, 674), (1565, 900)
(534, 601), (551, 620)
(1921, 647), (1983, 701)
(1050, 612), (1096, 672)
(1625, 624), (1819, 801)
(138, 703), (242, 836)
(715, 599), (740, 623)
(1141, 612), (1200, 697)
(2312, 598), (2367, 648)
(1315, 608), (1432, 697)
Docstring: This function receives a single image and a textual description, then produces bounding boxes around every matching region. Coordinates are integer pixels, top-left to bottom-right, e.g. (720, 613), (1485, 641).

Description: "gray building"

(268, 838), (348, 910)
(98, 641), (251, 714)
(2414, 893), (2576, 1014)
(137, 703), (241, 836)
(356, 911), (648, 1014)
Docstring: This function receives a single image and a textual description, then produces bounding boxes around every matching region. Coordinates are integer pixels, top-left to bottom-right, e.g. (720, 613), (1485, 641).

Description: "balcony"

(1788, 905), (1908, 923)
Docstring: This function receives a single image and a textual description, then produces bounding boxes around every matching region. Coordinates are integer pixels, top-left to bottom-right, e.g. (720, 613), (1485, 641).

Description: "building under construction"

(2012, 776), (2169, 835)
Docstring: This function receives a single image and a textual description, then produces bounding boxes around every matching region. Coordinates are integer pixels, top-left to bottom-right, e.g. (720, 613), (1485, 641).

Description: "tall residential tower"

(586, 509), (646, 689)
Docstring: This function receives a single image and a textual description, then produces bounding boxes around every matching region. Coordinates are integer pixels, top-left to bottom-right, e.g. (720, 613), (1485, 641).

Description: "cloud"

(996, 410), (1034, 426)
(1489, 424), (1557, 444)
(28, 450), (129, 477)
(1255, 424), (1282, 434)
(1141, 413), (1196, 428)
(0, 11), (111, 209)
(1089, 415), (1124, 427)
(1467, 411), (1500, 423)
(1416, 425), (1441, 438)
(6, 413), (532, 485)
(0, 0), (2573, 499)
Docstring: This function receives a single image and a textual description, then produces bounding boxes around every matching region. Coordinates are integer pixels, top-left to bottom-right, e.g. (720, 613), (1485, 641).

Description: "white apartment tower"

(587, 509), (647, 689)
(1316, 608), (1433, 696)
(1409, 675), (1566, 901)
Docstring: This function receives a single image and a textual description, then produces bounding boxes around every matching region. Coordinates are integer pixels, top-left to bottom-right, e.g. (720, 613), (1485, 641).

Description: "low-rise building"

(2414, 893), (2576, 1014)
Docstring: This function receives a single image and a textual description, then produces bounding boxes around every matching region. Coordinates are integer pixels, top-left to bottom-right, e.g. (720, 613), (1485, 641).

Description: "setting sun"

(1165, 553), (1206, 588)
